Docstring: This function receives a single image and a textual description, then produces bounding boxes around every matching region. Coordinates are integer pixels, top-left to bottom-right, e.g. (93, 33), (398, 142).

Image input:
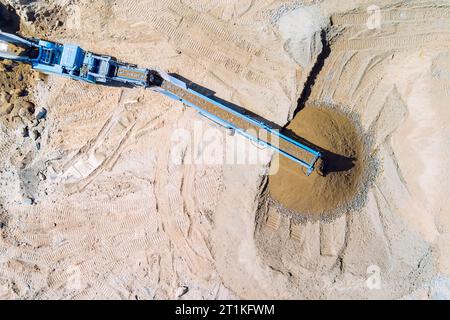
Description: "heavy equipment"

(0, 31), (322, 175)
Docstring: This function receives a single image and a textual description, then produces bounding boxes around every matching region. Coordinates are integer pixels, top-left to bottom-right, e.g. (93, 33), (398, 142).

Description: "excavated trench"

(265, 21), (373, 219)
(0, 2), (19, 33)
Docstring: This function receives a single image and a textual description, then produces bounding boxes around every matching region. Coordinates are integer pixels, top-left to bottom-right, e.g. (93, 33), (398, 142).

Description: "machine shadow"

(0, 3), (20, 33)
(170, 73), (356, 176)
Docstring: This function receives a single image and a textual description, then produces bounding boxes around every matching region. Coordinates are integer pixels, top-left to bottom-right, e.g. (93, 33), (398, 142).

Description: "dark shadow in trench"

(0, 3), (20, 33)
(293, 30), (331, 115)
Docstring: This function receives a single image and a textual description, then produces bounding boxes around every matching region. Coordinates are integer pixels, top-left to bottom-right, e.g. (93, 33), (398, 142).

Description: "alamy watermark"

(366, 264), (382, 290)
(169, 120), (279, 173)
(320, 264), (382, 293)
(367, 5), (381, 30)
(66, 265), (82, 291)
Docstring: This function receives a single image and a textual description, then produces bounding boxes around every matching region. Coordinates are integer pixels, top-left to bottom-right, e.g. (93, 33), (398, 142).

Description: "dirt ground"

(0, 0), (449, 299)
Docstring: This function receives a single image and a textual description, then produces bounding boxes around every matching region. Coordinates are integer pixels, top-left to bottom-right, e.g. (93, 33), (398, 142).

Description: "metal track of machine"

(0, 31), (322, 175)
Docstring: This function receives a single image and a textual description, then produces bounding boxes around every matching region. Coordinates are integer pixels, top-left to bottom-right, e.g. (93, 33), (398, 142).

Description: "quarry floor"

(0, 0), (449, 299)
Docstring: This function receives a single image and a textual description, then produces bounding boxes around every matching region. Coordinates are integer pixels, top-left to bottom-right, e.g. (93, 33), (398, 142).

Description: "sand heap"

(268, 105), (365, 217)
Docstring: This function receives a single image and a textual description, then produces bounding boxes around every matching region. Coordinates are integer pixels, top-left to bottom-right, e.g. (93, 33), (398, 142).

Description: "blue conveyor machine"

(0, 30), (321, 175)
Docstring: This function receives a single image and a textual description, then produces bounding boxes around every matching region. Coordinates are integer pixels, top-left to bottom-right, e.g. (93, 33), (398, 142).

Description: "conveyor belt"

(161, 81), (321, 174)
(116, 66), (147, 81)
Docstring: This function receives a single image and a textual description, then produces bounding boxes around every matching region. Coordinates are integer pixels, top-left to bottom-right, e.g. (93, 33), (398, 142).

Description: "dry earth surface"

(0, 0), (449, 299)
